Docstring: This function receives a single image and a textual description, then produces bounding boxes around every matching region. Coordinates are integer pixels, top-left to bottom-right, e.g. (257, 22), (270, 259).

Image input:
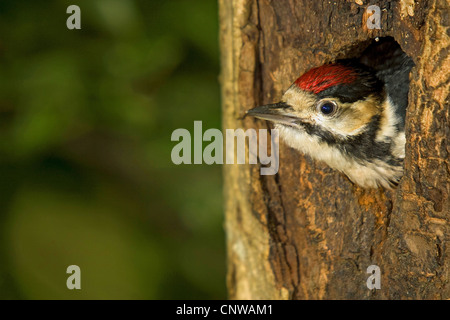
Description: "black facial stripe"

(298, 115), (401, 166)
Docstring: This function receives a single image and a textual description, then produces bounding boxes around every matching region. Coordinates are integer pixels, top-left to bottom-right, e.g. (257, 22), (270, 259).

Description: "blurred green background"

(0, 0), (224, 299)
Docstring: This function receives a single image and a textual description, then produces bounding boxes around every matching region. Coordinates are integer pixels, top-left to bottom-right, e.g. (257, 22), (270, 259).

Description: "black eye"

(317, 100), (337, 116)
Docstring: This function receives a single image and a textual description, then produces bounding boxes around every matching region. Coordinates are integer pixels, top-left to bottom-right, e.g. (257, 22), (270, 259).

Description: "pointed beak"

(247, 102), (301, 126)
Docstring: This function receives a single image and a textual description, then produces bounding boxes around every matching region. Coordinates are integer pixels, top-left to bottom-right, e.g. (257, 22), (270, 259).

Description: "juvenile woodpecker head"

(248, 51), (413, 189)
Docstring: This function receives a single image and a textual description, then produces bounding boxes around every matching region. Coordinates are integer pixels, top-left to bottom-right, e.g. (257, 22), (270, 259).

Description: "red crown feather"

(294, 64), (357, 94)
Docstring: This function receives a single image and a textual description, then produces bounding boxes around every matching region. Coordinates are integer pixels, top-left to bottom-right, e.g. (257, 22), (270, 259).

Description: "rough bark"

(219, 0), (449, 299)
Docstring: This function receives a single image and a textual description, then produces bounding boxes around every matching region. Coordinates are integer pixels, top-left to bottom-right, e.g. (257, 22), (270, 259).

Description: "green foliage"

(0, 0), (224, 299)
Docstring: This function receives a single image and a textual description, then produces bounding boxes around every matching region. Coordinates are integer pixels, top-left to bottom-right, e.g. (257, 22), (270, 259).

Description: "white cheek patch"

(313, 115), (367, 139)
(310, 97), (380, 139)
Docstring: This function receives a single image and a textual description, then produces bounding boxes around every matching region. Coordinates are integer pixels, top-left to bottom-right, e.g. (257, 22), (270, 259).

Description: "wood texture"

(219, 0), (449, 299)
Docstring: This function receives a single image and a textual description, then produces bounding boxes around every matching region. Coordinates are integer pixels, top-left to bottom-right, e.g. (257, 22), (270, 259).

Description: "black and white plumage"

(248, 37), (414, 189)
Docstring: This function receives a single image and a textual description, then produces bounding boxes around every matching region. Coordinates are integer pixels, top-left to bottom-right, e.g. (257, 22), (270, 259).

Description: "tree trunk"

(219, 0), (449, 299)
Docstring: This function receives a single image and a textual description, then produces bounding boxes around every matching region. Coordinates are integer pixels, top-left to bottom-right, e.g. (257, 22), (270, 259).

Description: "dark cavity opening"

(347, 37), (414, 131)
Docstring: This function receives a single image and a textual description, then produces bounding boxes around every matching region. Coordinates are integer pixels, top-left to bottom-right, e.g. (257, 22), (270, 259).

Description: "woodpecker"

(247, 38), (414, 189)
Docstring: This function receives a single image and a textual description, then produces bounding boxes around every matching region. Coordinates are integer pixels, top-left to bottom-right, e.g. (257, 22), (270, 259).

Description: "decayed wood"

(220, 0), (449, 299)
